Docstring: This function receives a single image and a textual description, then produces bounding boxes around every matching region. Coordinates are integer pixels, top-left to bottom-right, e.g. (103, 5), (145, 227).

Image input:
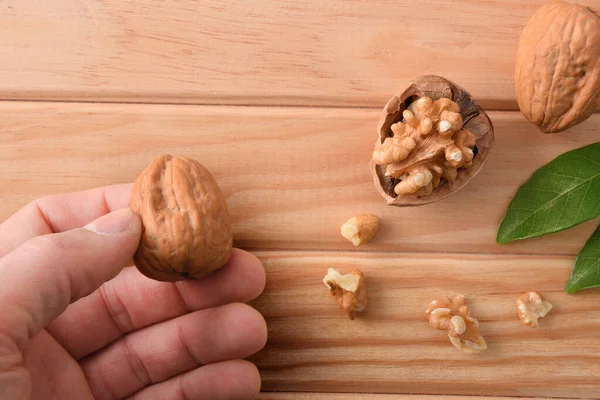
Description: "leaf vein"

(545, 171), (585, 181)
(582, 156), (600, 167)
(551, 191), (570, 232)
(572, 180), (592, 223)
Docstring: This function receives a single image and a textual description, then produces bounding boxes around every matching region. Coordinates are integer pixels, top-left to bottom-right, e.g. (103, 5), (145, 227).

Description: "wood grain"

(249, 251), (600, 398)
(0, 0), (598, 108)
(1, 102), (598, 256)
(258, 394), (572, 400)
(3, 1), (600, 398)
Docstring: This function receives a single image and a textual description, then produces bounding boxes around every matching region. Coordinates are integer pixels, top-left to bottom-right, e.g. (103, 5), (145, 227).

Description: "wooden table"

(2, 1), (599, 398)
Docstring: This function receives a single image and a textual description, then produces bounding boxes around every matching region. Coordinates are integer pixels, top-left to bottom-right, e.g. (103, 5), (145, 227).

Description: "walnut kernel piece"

(340, 214), (380, 246)
(371, 76), (494, 207)
(323, 268), (367, 320)
(516, 291), (553, 328)
(129, 154), (233, 282)
(448, 334), (488, 354)
(426, 294), (487, 353)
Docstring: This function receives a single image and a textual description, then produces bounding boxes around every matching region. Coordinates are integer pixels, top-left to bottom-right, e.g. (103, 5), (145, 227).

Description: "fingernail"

(84, 208), (135, 234)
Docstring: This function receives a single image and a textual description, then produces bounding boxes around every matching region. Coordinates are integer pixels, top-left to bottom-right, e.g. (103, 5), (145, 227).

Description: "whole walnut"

(514, 0), (600, 133)
(129, 154), (233, 282)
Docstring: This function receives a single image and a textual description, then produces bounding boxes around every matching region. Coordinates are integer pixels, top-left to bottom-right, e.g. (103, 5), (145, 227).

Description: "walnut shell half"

(129, 154), (233, 282)
(371, 75), (494, 206)
(515, 1), (600, 133)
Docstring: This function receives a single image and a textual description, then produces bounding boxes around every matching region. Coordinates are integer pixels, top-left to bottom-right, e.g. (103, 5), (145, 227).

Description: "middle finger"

(80, 302), (267, 400)
(46, 248), (266, 359)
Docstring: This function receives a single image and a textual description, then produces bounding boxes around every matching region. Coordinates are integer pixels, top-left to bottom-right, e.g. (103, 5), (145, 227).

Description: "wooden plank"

(258, 394), (569, 400)
(1, 102), (598, 255)
(1, 0), (598, 108)
(248, 251), (600, 398)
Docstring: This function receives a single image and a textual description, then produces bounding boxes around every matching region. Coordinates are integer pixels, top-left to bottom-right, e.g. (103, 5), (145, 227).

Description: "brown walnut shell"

(515, 0), (600, 133)
(129, 154), (233, 282)
(371, 75), (494, 207)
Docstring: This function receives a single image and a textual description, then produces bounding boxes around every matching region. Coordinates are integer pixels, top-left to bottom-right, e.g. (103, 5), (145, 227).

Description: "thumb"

(0, 208), (141, 351)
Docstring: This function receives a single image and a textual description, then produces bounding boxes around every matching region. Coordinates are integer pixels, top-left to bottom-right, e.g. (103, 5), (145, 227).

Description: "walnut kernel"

(323, 268), (367, 320)
(373, 96), (476, 197)
(426, 294), (487, 353)
(371, 76), (494, 207)
(516, 291), (553, 328)
(340, 214), (380, 246)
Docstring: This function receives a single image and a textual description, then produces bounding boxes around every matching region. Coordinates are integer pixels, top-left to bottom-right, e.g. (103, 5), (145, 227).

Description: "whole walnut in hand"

(129, 154), (233, 282)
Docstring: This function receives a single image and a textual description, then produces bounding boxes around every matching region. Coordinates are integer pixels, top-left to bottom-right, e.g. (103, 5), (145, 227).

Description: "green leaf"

(566, 224), (600, 293)
(497, 142), (600, 244)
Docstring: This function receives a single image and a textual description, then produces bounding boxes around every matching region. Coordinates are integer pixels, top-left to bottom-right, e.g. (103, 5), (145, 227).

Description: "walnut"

(516, 291), (553, 328)
(370, 76), (494, 206)
(373, 96), (477, 197)
(129, 154), (233, 282)
(426, 294), (487, 353)
(340, 214), (380, 246)
(323, 268), (367, 320)
(514, 1), (600, 133)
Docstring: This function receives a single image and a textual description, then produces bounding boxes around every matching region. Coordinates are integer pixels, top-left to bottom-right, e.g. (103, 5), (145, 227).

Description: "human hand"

(0, 184), (267, 400)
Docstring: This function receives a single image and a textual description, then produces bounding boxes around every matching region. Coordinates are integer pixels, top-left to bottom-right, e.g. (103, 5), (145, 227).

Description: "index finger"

(0, 183), (133, 258)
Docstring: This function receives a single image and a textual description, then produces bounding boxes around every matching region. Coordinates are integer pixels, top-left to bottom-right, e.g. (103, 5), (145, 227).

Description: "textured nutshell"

(371, 75), (494, 206)
(129, 154), (233, 282)
(515, 0), (600, 133)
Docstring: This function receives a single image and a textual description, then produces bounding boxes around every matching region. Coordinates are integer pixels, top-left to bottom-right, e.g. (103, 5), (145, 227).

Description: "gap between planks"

(0, 97), (597, 114)
(243, 246), (579, 260)
(0, 98), (387, 111)
(257, 393), (580, 400)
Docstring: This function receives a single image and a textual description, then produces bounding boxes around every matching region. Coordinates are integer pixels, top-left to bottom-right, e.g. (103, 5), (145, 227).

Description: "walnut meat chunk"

(516, 291), (553, 328)
(340, 214), (380, 246)
(323, 268), (367, 320)
(372, 96), (477, 197)
(426, 294), (487, 353)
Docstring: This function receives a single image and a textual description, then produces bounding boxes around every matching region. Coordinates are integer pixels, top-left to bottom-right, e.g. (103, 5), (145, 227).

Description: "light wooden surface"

(2, 0), (600, 398)
(0, 0), (598, 109)
(1, 103), (598, 256)
(249, 251), (600, 398)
